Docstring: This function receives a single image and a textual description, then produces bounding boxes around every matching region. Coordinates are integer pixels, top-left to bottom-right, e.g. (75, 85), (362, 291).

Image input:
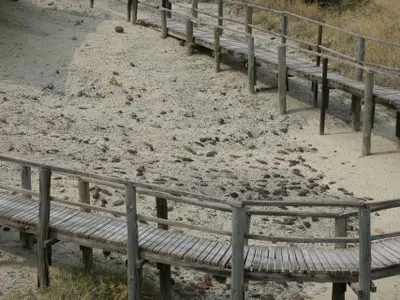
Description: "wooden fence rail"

(1, 156), (400, 299)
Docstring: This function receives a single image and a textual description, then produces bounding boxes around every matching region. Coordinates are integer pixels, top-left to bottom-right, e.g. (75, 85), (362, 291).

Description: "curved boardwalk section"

(0, 155), (400, 300)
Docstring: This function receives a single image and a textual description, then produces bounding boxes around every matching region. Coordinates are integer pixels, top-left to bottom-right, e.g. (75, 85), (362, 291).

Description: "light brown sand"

(0, 0), (399, 299)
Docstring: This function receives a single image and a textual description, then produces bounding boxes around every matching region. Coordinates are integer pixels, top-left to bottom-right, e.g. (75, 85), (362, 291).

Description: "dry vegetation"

(252, 0), (400, 87)
(7, 266), (181, 300)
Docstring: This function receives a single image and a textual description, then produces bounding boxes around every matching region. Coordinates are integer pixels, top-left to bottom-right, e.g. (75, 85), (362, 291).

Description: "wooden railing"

(1, 154), (400, 300)
(124, 0), (400, 155)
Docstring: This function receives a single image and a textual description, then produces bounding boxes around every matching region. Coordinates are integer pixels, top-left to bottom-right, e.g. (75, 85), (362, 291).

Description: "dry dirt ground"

(0, 0), (400, 299)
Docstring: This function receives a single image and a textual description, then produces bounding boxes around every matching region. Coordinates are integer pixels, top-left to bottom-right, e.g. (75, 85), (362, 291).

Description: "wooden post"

(156, 197), (171, 300)
(248, 37), (255, 94)
(396, 111), (400, 149)
(186, 18), (194, 56)
(319, 58), (329, 135)
(126, 183), (140, 300)
(316, 25), (323, 68)
(214, 27), (221, 73)
(218, 0), (223, 33)
(278, 45), (287, 115)
(332, 217), (347, 300)
(37, 167), (52, 288)
(231, 205), (245, 300)
(281, 0), (289, 44)
(161, 9), (168, 39)
(351, 37), (366, 131)
(127, 0), (132, 21)
(312, 24), (323, 107)
(356, 37), (366, 81)
(20, 166), (34, 249)
(192, 0), (198, 28)
(90, 0), (94, 8)
(79, 179), (93, 271)
(358, 207), (371, 300)
(362, 71), (374, 156)
(245, 6), (253, 43)
(166, 0), (172, 18)
(131, 0), (138, 24)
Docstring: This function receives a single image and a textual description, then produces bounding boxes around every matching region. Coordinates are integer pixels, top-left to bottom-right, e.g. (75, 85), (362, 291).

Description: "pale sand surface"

(0, 0), (400, 299)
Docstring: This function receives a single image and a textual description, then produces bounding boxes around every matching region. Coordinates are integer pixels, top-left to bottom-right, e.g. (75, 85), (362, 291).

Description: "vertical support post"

(316, 25), (323, 68)
(352, 37), (366, 131)
(319, 58), (329, 135)
(281, 0), (289, 44)
(332, 217), (348, 300)
(156, 197), (171, 300)
(214, 27), (221, 73)
(127, 0), (132, 21)
(358, 207), (371, 300)
(248, 37), (255, 94)
(362, 71), (374, 156)
(37, 167), (52, 288)
(161, 9), (168, 39)
(231, 204), (246, 300)
(356, 37), (366, 81)
(186, 18), (194, 56)
(192, 0), (198, 28)
(20, 166), (34, 249)
(245, 6), (253, 43)
(166, 0), (172, 18)
(278, 45), (287, 115)
(396, 111), (400, 149)
(126, 183), (140, 300)
(131, 0), (138, 24)
(312, 24), (323, 107)
(218, 0), (223, 33)
(79, 179), (93, 271)
(90, 0), (94, 8)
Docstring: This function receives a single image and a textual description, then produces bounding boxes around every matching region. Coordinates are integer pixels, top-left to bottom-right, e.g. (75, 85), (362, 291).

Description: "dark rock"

(115, 26), (124, 33)
(206, 151), (218, 157)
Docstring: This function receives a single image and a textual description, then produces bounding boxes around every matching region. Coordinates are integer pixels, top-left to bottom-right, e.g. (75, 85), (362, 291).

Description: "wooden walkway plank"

(185, 239), (213, 262)
(266, 246), (276, 271)
(203, 242), (225, 265)
(210, 243), (231, 267)
(197, 241), (220, 264)
(258, 247), (270, 272)
(149, 230), (177, 253)
(171, 236), (200, 260)
(250, 246), (263, 272)
(305, 247), (325, 274)
(244, 246), (256, 270)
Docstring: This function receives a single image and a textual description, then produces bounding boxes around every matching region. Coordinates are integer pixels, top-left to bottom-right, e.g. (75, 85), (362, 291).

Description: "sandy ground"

(0, 0), (400, 299)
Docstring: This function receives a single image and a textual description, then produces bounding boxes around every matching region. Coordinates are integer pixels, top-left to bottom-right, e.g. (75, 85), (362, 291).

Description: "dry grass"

(6, 266), (179, 300)
(252, 0), (400, 87)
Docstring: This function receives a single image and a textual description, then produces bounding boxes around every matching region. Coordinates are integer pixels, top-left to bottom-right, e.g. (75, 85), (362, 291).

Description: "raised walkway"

(1, 155), (400, 300)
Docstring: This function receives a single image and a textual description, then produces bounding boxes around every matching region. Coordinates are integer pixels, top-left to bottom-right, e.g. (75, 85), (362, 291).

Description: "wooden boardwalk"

(140, 17), (400, 110)
(131, 0), (400, 155)
(1, 155), (400, 300)
(3, 190), (400, 278)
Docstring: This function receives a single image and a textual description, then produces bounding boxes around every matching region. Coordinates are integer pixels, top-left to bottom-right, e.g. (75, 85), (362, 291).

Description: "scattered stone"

(127, 149), (137, 155)
(311, 216), (319, 222)
(143, 142), (154, 151)
(184, 145), (197, 155)
(279, 127), (288, 134)
(303, 221), (311, 229)
(92, 186), (101, 199)
(255, 159), (268, 165)
(111, 156), (121, 163)
(206, 151), (218, 157)
(298, 189), (309, 197)
(230, 192), (239, 198)
(115, 26), (124, 33)
(112, 199), (124, 206)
